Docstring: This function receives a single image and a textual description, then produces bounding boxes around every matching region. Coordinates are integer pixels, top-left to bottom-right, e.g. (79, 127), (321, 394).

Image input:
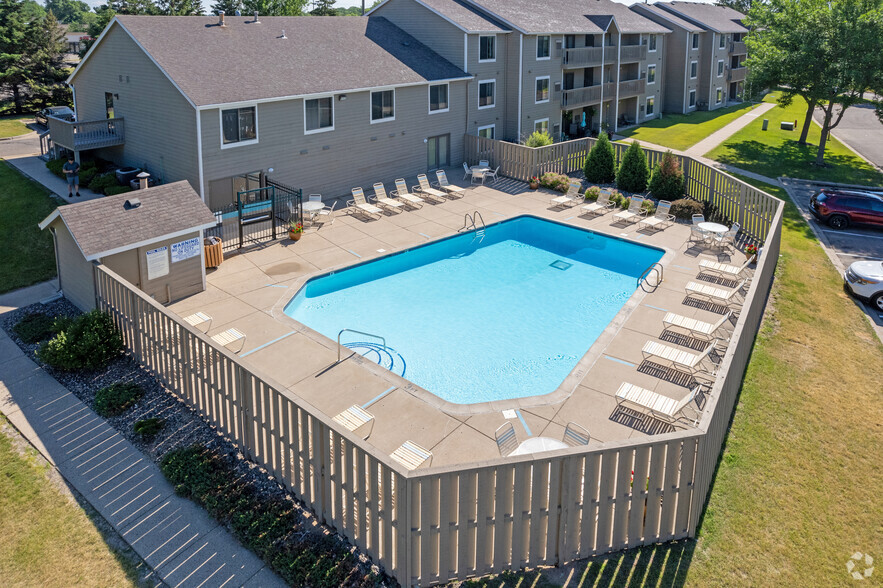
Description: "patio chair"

(663, 310), (732, 341)
(414, 174), (448, 201)
(712, 222), (740, 251)
(479, 159), (489, 167)
(641, 338), (720, 374)
(484, 165), (500, 184)
(313, 200), (338, 227)
(471, 169), (485, 185)
(615, 382), (701, 425)
(392, 178), (425, 208)
(348, 187), (383, 220)
(638, 200), (675, 232)
(698, 257), (752, 279)
(305, 194), (323, 224)
(211, 327), (246, 353)
(434, 170), (466, 198)
(495, 422), (518, 456)
(685, 279), (747, 307)
(372, 182), (405, 213)
(182, 311), (212, 333)
(690, 214), (709, 243)
(613, 195), (648, 224)
(563, 422), (590, 446)
(581, 189), (615, 217)
(390, 440), (432, 470)
(332, 405), (375, 440)
(551, 181), (583, 208)
(462, 162), (473, 181)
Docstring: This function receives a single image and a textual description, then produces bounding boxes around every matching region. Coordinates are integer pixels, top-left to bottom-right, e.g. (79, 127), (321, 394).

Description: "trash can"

(204, 236), (223, 268)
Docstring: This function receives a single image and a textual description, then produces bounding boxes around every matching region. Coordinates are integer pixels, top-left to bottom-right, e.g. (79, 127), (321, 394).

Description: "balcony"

(562, 46), (617, 68)
(619, 44), (648, 63)
(562, 84), (602, 108)
(618, 78), (646, 98)
(728, 67), (748, 82)
(730, 41), (747, 54)
(47, 117), (125, 151)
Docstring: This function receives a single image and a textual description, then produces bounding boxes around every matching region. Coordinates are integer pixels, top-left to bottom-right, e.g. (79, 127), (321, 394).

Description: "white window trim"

(648, 34), (657, 52)
(690, 60), (698, 79)
(478, 35), (496, 63)
(719, 34), (726, 49)
(716, 87), (723, 104)
(477, 123), (495, 138)
(370, 88), (396, 124)
(646, 97), (655, 116)
(219, 103), (258, 149)
(536, 35), (551, 60)
(647, 64), (656, 85)
(303, 95), (335, 135)
(534, 118), (550, 133)
(689, 89), (697, 108)
(428, 82), (450, 114)
(477, 79), (496, 110)
(717, 59), (725, 77)
(535, 76), (550, 104)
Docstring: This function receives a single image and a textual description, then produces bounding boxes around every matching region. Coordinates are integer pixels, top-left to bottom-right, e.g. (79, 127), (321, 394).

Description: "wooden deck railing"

(730, 41), (747, 54)
(619, 78), (646, 98)
(728, 67), (748, 82)
(562, 84), (602, 108)
(47, 117), (125, 151)
(619, 44), (648, 62)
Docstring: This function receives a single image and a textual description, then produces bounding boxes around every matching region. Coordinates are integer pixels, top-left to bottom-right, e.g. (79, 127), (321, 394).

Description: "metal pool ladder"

(459, 211), (486, 242)
(637, 262), (664, 288)
(338, 328), (387, 362)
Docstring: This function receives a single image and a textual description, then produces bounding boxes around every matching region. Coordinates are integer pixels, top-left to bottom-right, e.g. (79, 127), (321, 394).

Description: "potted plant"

(288, 220), (303, 241)
(744, 243), (759, 262)
(529, 176), (539, 190)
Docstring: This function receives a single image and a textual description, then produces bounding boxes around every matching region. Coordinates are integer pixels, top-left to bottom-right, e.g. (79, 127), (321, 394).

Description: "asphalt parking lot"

(780, 178), (883, 342)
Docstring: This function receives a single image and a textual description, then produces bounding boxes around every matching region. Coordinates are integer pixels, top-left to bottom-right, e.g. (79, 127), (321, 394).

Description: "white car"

(845, 261), (883, 310)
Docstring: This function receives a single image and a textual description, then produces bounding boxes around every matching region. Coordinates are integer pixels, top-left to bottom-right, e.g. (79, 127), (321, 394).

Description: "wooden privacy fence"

(95, 179), (782, 586)
(464, 135), (778, 243)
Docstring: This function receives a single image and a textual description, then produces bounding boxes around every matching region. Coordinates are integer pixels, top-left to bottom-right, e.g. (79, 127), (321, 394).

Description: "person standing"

(63, 155), (80, 198)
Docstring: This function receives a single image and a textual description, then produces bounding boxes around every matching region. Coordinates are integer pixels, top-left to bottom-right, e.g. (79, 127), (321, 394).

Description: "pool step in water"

(344, 342), (407, 377)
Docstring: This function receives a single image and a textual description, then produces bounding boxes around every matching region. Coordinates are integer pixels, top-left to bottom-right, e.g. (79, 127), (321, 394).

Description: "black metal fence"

(206, 179), (302, 251)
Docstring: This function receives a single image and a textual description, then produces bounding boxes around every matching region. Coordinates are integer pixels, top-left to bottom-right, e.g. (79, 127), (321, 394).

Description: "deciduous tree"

(242, 0), (307, 15)
(309, 0), (335, 15)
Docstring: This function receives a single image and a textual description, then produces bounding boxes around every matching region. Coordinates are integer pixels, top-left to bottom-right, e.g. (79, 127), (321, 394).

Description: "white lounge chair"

(495, 422), (518, 456)
(390, 440), (432, 470)
(698, 257), (752, 279)
(348, 187), (383, 220)
(638, 200), (675, 231)
(615, 382), (701, 425)
(663, 310), (732, 341)
(641, 339), (719, 374)
(462, 162), (473, 181)
(685, 279), (747, 306)
(332, 405), (375, 439)
(211, 327), (246, 353)
(581, 189), (615, 216)
(563, 422), (590, 446)
(372, 182), (405, 213)
(551, 181), (583, 208)
(182, 311), (212, 333)
(613, 195), (648, 224)
(392, 178), (425, 208)
(434, 170), (466, 197)
(414, 174), (447, 201)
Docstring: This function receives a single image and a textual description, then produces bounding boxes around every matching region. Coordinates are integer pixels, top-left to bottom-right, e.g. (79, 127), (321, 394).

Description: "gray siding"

(119, 231), (204, 304)
(200, 82), (468, 204)
(371, 0), (465, 67)
(71, 22), (199, 191)
(521, 34), (564, 140)
(465, 33), (510, 141)
(640, 33), (665, 122)
(52, 220), (96, 311)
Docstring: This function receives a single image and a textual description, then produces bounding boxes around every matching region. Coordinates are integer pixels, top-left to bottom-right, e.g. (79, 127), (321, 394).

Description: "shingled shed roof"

(39, 181), (217, 261)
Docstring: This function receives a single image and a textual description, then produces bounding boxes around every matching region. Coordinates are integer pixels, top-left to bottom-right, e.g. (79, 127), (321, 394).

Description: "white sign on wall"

(171, 237), (200, 263)
(145, 246), (169, 280)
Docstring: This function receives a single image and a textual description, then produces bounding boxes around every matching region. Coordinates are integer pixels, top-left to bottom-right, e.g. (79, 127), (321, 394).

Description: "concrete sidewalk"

(684, 102), (777, 157)
(0, 285), (285, 588)
(3, 153), (103, 204)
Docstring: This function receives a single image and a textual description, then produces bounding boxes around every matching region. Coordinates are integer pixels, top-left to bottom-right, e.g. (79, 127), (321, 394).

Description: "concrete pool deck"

(170, 178), (752, 469)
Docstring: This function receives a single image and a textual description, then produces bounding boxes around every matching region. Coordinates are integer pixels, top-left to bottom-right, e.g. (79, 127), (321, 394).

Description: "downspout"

(683, 31), (689, 113)
(50, 227), (62, 295)
(614, 31), (621, 132)
(517, 34), (523, 140)
(196, 108), (205, 202)
(71, 85), (77, 119)
(708, 33), (716, 109)
(599, 37), (605, 128)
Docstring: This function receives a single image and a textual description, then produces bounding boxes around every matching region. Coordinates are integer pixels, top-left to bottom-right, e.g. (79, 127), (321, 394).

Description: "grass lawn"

(0, 160), (63, 294)
(0, 416), (140, 586)
(453, 180), (883, 587)
(0, 115), (32, 139)
(708, 93), (883, 186)
(617, 102), (759, 151)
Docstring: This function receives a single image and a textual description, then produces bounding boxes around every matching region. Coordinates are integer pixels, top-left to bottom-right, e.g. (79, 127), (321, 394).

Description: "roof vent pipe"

(136, 171), (150, 191)
(280, 29), (287, 39)
(234, 9), (241, 15)
(218, 10), (226, 27)
(253, 11), (260, 23)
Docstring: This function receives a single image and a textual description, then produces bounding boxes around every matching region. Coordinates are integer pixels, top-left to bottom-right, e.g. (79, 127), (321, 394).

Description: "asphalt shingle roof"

(45, 181), (217, 260)
(656, 2), (748, 33)
(399, 0), (508, 32)
(464, 0), (669, 34)
(112, 15), (470, 106)
(631, 4), (702, 33)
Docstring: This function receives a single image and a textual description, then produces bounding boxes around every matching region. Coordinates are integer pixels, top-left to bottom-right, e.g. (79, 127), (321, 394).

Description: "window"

(692, 33), (699, 49)
(371, 89), (395, 122)
(536, 35), (550, 59)
(689, 89), (696, 107)
(477, 124), (495, 139)
(105, 92), (115, 119)
(479, 35), (495, 61)
(648, 34), (657, 52)
(221, 106), (257, 146)
(719, 34), (726, 49)
(647, 65), (656, 84)
(304, 97), (333, 134)
(716, 88), (723, 104)
(646, 97), (655, 116)
(565, 34), (576, 49)
(534, 118), (549, 134)
(478, 80), (495, 109)
(429, 83), (449, 113)
(718, 60), (724, 77)
(690, 61), (698, 79)
(535, 77), (550, 103)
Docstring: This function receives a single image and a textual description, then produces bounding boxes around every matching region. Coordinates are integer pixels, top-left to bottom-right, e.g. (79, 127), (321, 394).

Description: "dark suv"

(809, 188), (883, 230)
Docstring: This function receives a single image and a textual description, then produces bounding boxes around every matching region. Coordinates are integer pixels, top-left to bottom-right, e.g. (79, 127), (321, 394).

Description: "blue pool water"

(284, 216), (663, 404)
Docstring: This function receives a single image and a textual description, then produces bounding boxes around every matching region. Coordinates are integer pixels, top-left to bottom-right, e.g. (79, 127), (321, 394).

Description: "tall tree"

(25, 10), (70, 109)
(0, 0), (31, 113)
(241, 0), (306, 15)
(156, 0), (202, 14)
(21, 0), (44, 19)
(210, 0), (240, 15)
(108, 0), (158, 14)
(45, 0), (91, 23)
(716, 0), (751, 13)
(309, 0), (335, 15)
(79, 5), (114, 56)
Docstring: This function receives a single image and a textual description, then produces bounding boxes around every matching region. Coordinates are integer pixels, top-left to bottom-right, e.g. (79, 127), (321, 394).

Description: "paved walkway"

(684, 102), (777, 157)
(0, 284), (285, 588)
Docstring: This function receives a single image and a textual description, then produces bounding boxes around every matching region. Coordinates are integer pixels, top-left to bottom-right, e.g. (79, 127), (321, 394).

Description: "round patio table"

(302, 200), (324, 222)
(509, 437), (569, 456)
(697, 221), (729, 235)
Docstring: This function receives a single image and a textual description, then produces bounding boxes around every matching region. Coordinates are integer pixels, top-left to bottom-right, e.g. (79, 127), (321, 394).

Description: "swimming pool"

(284, 216), (664, 405)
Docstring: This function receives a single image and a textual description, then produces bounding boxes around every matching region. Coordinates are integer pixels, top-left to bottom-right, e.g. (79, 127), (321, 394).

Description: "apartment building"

(632, 1), (748, 113)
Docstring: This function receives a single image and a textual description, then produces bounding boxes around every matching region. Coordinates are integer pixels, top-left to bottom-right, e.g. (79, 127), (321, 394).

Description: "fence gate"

(206, 178), (302, 250)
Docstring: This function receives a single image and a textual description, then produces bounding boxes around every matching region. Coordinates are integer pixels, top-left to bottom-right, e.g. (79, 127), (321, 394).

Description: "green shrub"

(133, 417), (164, 439)
(648, 150), (685, 201)
(88, 173), (120, 195)
(105, 185), (133, 196)
(539, 172), (571, 193)
(13, 313), (58, 344)
(524, 130), (554, 147)
(584, 186), (601, 201)
(642, 199), (657, 215)
(36, 310), (123, 371)
(46, 158), (66, 178)
(94, 383), (143, 417)
(608, 189), (628, 209)
(670, 198), (705, 219)
(583, 132), (616, 184)
(616, 140), (650, 193)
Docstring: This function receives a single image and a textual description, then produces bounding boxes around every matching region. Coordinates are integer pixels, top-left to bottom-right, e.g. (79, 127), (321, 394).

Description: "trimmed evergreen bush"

(616, 140), (649, 193)
(94, 382), (143, 417)
(88, 173), (120, 195)
(670, 198), (704, 219)
(13, 313), (58, 344)
(584, 186), (601, 201)
(134, 417), (165, 440)
(648, 150), (685, 201)
(36, 310), (123, 371)
(524, 131), (554, 147)
(583, 132), (616, 184)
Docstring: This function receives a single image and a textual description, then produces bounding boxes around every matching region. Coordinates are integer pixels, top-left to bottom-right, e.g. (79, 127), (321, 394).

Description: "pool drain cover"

(550, 260), (572, 271)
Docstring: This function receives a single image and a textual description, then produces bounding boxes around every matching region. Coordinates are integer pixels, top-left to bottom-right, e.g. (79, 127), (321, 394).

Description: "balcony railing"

(619, 78), (646, 98)
(47, 117), (125, 151)
(619, 44), (648, 62)
(730, 41), (747, 54)
(562, 45), (617, 67)
(562, 84), (602, 108)
(728, 67), (748, 82)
